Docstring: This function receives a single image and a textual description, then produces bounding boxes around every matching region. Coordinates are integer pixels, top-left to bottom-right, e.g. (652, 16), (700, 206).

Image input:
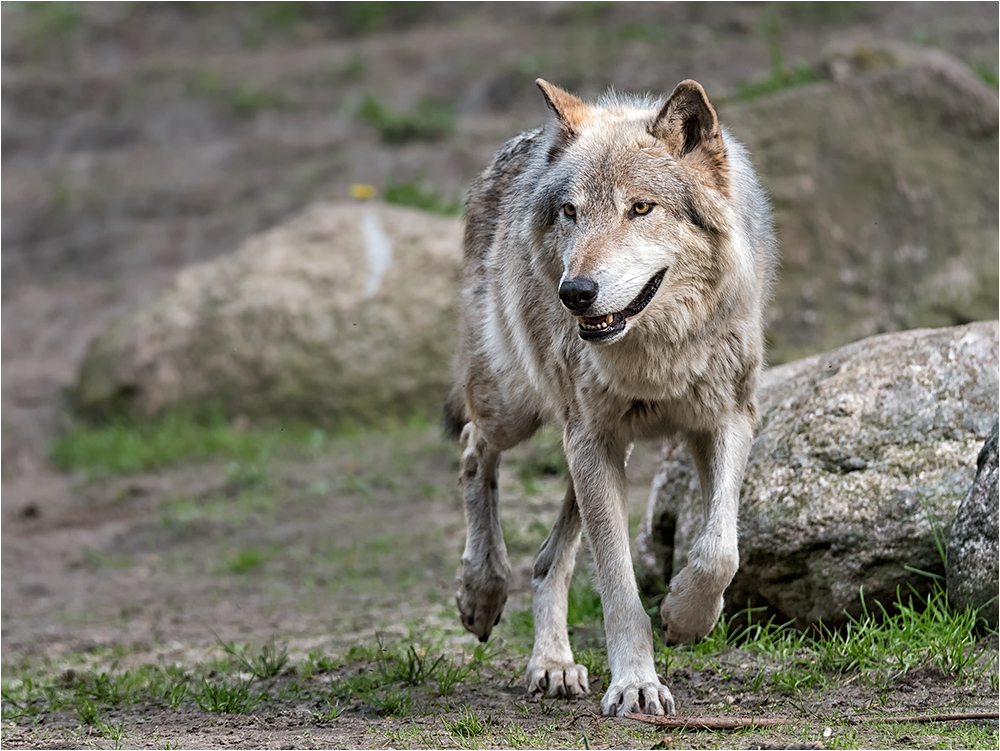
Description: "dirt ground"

(2, 3), (998, 748)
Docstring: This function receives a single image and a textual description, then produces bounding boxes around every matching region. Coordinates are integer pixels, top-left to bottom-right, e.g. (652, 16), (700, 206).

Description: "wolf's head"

(529, 79), (743, 346)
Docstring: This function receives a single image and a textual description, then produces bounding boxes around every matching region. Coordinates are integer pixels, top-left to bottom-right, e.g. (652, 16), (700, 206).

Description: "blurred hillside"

(2, 1), (998, 448)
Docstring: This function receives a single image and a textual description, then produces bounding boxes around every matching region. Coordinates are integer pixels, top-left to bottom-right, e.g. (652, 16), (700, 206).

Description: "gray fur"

(450, 79), (776, 716)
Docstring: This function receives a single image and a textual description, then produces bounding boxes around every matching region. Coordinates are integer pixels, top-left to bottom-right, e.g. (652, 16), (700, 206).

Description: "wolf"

(444, 78), (776, 716)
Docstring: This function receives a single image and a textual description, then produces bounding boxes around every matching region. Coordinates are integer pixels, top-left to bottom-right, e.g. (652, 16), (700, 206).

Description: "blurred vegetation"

(384, 178), (463, 216)
(357, 95), (455, 143)
(50, 411), (324, 475)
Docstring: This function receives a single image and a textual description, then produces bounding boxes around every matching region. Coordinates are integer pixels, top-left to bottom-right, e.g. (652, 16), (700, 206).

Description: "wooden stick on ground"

(622, 711), (998, 730)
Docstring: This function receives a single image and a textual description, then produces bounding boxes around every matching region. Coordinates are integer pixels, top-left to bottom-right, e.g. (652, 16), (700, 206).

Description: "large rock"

(636, 321), (999, 630)
(719, 46), (999, 364)
(73, 202), (463, 427)
(946, 419), (999, 629)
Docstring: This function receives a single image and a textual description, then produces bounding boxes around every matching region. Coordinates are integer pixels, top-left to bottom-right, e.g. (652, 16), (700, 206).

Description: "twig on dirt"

(623, 711), (998, 730)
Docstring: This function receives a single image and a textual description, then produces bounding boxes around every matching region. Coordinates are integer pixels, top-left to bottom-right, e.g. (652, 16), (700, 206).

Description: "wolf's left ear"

(650, 80), (728, 191)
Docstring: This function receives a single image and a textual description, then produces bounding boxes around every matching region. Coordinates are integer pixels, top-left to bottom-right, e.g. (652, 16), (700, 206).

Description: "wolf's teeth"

(605, 314), (613, 325)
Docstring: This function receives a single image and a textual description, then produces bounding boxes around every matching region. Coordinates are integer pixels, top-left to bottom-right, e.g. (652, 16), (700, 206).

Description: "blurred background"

(2, 0), (997, 676)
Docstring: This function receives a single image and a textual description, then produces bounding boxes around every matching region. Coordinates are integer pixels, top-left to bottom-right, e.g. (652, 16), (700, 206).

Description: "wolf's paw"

(456, 560), (510, 642)
(600, 677), (675, 716)
(526, 659), (589, 699)
(660, 566), (726, 644)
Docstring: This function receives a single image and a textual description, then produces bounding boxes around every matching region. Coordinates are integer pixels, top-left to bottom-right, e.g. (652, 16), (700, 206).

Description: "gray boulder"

(73, 202), (463, 427)
(946, 419), (999, 629)
(636, 321), (999, 630)
(720, 46), (998, 364)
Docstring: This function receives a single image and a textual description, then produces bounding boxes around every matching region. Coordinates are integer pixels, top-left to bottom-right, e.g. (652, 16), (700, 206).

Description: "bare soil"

(2, 3), (998, 748)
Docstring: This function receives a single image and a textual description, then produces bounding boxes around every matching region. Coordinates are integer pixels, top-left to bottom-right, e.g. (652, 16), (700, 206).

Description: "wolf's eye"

(563, 204), (576, 219)
(631, 202), (654, 216)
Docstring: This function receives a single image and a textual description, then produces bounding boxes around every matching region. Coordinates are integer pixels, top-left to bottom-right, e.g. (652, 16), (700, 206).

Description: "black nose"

(559, 277), (598, 314)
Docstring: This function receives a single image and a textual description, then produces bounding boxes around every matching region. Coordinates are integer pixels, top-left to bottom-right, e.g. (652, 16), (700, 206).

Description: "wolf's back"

(462, 128), (544, 266)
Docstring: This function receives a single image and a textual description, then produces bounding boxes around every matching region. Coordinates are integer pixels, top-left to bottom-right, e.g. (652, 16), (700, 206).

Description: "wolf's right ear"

(536, 79), (592, 137)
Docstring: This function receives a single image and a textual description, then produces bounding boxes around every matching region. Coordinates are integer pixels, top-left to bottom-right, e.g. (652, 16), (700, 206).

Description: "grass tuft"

(445, 705), (488, 738)
(218, 640), (289, 680)
(193, 678), (263, 714)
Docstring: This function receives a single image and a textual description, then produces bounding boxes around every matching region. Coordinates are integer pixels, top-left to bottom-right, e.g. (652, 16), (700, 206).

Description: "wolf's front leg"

(526, 477), (589, 699)
(566, 429), (675, 716)
(456, 423), (511, 642)
(661, 414), (754, 644)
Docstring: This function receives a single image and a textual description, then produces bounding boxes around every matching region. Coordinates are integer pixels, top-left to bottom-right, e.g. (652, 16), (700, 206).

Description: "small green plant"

(360, 684), (412, 716)
(218, 640), (289, 680)
(96, 718), (127, 744)
(310, 698), (344, 721)
(301, 649), (338, 677)
(445, 705), (488, 738)
(225, 547), (270, 574)
(357, 95), (454, 143)
(434, 656), (473, 696)
(193, 678), (263, 714)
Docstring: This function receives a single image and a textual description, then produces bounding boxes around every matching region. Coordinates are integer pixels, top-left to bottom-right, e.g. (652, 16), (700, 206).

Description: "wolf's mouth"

(576, 269), (666, 342)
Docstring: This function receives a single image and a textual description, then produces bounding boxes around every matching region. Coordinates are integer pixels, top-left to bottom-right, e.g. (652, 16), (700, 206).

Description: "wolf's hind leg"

(456, 422), (511, 642)
(661, 414), (753, 644)
(526, 477), (589, 699)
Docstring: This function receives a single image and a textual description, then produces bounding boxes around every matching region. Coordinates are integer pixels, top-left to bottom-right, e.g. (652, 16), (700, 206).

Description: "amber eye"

(563, 203), (576, 218)
(632, 202), (654, 216)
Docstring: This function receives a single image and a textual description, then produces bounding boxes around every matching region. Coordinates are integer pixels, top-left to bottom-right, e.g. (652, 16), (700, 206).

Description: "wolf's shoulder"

(463, 127), (545, 262)
(477, 127), (545, 194)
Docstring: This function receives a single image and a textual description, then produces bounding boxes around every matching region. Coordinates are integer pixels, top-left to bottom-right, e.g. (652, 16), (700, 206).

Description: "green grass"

(50, 411), (323, 474)
(357, 95), (455, 143)
(2, 616), (995, 749)
(384, 178), (462, 215)
(193, 678), (263, 714)
(445, 705), (488, 738)
(218, 640), (289, 680)
(973, 61), (999, 88)
(736, 64), (824, 100)
(184, 69), (292, 116)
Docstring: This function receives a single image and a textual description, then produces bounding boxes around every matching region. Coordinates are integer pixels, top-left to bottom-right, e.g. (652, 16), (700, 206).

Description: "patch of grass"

(736, 64), (824, 101)
(309, 698), (344, 721)
(218, 640), (289, 680)
(434, 656), (473, 696)
(21, 1), (80, 54)
(184, 68), (292, 116)
(812, 584), (994, 683)
(973, 61), (999, 88)
(192, 678), (263, 714)
(384, 178), (462, 216)
(357, 95), (454, 143)
(51, 411), (314, 475)
(445, 705), (488, 738)
(567, 577), (603, 627)
(225, 546), (271, 574)
(734, 9), (825, 101)
(360, 684), (412, 716)
(301, 649), (339, 678)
